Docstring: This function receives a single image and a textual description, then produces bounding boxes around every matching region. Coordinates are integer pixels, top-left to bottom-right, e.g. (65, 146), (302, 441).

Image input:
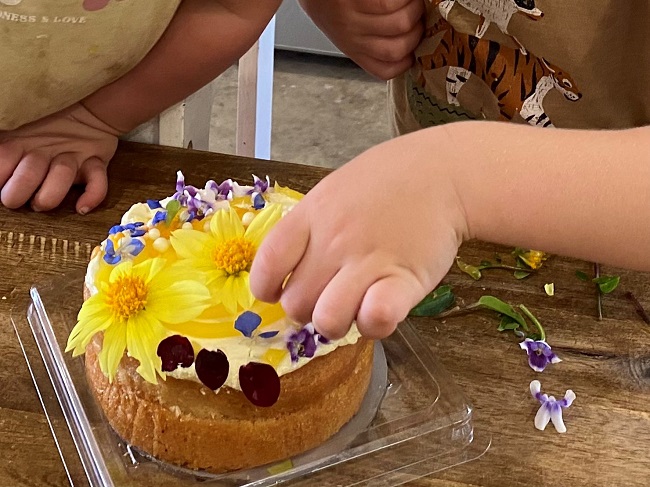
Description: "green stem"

(434, 302), (481, 319)
(479, 264), (535, 272)
(519, 304), (546, 341)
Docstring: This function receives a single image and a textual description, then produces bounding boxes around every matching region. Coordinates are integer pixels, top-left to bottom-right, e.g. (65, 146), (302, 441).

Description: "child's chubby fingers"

(310, 261), (390, 340)
(75, 157), (108, 215)
(0, 140), (23, 188)
(31, 153), (78, 212)
(279, 245), (340, 326)
(355, 272), (427, 339)
(249, 204), (311, 303)
(1, 151), (50, 209)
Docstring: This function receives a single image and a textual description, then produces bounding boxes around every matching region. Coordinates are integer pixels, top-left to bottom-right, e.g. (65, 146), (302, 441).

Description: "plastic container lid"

(12, 271), (490, 486)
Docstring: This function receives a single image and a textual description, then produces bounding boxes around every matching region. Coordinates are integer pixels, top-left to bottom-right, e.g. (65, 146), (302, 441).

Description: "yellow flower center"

(212, 237), (256, 275)
(105, 275), (148, 321)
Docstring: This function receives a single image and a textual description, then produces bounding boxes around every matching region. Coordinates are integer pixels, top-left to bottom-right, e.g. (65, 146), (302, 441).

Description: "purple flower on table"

(530, 380), (576, 433)
(519, 338), (561, 372)
(286, 323), (328, 362)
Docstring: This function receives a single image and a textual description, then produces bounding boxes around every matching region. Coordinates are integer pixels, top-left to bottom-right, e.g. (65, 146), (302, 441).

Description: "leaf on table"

(575, 270), (589, 282)
(409, 285), (456, 317)
(514, 269), (532, 279)
(497, 316), (521, 332)
(593, 275), (620, 294)
(478, 296), (529, 331)
(456, 257), (482, 280)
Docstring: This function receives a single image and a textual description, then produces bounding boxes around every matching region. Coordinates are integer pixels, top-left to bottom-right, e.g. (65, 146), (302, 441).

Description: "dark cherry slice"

(157, 335), (195, 372)
(195, 349), (230, 390)
(239, 362), (281, 407)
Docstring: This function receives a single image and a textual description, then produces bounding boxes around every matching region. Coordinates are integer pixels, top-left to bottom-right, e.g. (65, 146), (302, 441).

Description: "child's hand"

(0, 103), (120, 214)
(250, 132), (469, 339)
(299, 0), (424, 80)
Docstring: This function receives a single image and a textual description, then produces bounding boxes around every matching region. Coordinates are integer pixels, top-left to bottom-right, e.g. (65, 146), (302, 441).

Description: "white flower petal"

(563, 390), (577, 407)
(530, 380), (542, 397)
(550, 404), (567, 433)
(534, 403), (552, 431)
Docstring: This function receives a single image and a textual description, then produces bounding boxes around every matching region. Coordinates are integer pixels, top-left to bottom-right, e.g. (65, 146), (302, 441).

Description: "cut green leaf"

(478, 296), (529, 331)
(514, 270), (531, 279)
(593, 275), (620, 294)
(456, 257), (482, 280)
(497, 316), (520, 332)
(575, 270), (589, 282)
(479, 260), (493, 268)
(409, 285), (456, 317)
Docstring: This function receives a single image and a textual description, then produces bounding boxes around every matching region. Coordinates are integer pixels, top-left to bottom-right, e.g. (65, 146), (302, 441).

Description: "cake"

(66, 172), (374, 473)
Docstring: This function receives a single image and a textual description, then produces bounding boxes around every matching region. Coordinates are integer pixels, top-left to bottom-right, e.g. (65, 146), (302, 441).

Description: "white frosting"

(167, 323), (361, 390)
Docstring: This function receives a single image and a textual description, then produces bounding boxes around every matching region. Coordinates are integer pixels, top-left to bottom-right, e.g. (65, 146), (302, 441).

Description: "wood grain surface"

(0, 142), (648, 487)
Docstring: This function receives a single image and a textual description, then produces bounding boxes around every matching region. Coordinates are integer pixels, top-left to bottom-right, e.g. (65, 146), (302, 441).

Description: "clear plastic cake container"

(12, 271), (490, 487)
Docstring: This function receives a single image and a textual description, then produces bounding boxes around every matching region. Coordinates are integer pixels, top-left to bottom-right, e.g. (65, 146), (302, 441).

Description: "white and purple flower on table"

(519, 338), (561, 372)
(530, 380), (576, 433)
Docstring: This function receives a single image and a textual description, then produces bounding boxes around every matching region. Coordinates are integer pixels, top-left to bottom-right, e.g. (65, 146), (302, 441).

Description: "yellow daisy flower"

(170, 204), (282, 314)
(66, 258), (211, 384)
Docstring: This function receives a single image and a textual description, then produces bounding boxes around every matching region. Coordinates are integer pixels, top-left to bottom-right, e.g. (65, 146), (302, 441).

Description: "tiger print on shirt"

(415, 17), (582, 127)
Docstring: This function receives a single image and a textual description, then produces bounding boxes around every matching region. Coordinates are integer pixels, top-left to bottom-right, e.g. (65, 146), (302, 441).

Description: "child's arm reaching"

(0, 0), (282, 214)
(250, 122), (650, 339)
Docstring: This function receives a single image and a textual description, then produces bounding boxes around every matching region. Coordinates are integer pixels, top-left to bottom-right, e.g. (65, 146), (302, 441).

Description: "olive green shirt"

(0, 0), (181, 130)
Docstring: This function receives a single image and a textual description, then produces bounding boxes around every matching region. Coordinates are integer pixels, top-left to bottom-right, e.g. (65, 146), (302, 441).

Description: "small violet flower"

(173, 171), (220, 221)
(519, 338), (561, 372)
(286, 323), (328, 362)
(108, 222), (146, 238)
(103, 236), (145, 265)
(249, 175), (270, 209)
(530, 380), (576, 433)
(206, 179), (234, 200)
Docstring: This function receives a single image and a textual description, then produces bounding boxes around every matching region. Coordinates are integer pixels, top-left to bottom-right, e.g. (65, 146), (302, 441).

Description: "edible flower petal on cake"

(170, 204), (282, 314)
(67, 258), (211, 384)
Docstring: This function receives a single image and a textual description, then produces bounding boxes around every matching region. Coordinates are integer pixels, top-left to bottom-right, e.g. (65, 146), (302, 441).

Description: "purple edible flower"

(172, 171), (218, 221)
(286, 323), (328, 362)
(103, 237), (144, 265)
(519, 338), (561, 372)
(207, 179), (234, 200)
(259, 331), (279, 339)
(248, 175), (270, 210)
(108, 222), (145, 238)
(235, 311), (262, 338)
(530, 380), (576, 433)
(250, 175), (270, 194)
(152, 210), (167, 226)
(147, 199), (162, 209)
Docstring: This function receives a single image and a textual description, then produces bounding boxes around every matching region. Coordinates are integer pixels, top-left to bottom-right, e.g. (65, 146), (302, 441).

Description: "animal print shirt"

(390, 0), (650, 133)
(0, 0), (181, 131)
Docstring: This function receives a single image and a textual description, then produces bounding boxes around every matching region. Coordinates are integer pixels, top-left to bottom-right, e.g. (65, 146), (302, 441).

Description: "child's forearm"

(426, 122), (650, 270)
(81, 0), (281, 133)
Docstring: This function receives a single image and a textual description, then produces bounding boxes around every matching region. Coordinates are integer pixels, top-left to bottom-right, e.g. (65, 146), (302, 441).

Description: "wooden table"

(1, 142), (649, 487)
